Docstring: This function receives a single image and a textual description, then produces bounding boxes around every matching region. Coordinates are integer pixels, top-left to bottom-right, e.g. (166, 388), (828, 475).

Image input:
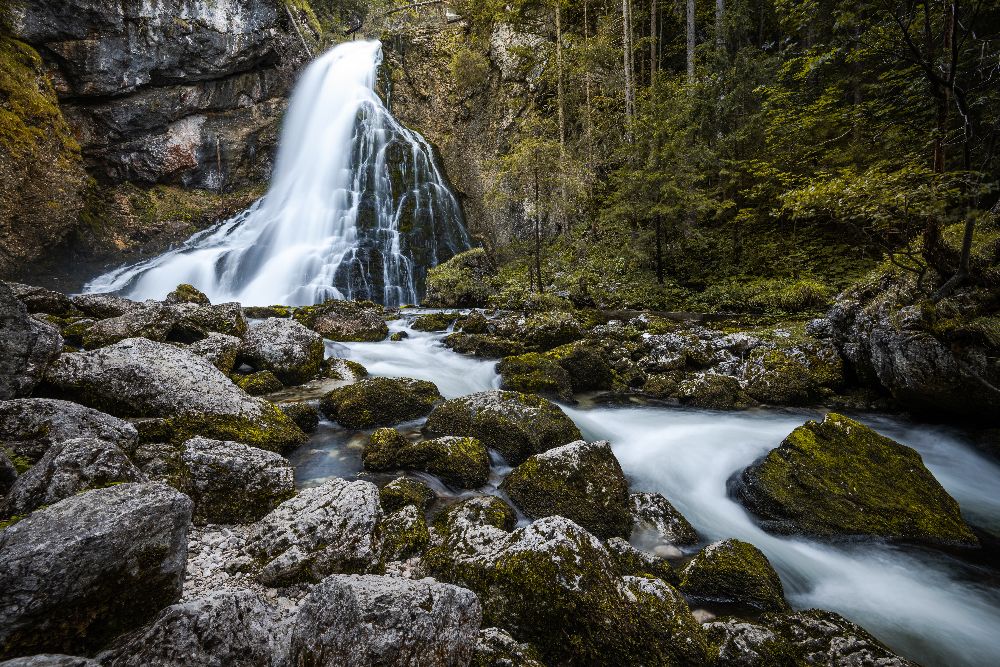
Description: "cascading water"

(84, 40), (470, 307)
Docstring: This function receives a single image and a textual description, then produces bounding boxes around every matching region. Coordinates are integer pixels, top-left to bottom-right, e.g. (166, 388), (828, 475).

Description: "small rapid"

(297, 316), (1000, 667)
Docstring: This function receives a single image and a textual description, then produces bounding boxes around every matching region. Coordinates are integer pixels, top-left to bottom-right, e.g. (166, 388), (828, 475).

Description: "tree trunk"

(715, 0), (724, 50)
(623, 0), (634, 140)
(654, 214), (664, 284)
(555, 3), (568, 234)
(686, 0), (696, 80)
(650, 0), (657, 83)
(534, 167), (544, 293)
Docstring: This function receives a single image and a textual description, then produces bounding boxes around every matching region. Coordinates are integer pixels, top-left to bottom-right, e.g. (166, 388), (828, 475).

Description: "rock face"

(679, 539), (790, 612)
(381, 505), (430, 561)
(43, 338), (306, 452)
(180, 437), (294, 525)
(238, 318), (325, 386)
(289, 574), (482, 667)
(501, 440), (632, 539)
(2, 437), (145, 518)
(731, 413), (978, 545)
(248, 478), (383, 586)
(0, 452), (16, 497)
(0, 398), (138, 465)
(0, 483), (191, 659)
(189, 332), (242, 373)
(0, 656), (100, 667)
(98, 589), (284, 667)
(424, 390), (581, 466)
(320, 377), (443, 429)
(365, 429), (490, 489)
(0, 283), (62, 399)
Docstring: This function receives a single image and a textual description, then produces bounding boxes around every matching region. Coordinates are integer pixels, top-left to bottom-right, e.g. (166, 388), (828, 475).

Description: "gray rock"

(188, 333), (242, 373)
(69, 294), (139, 320)
(239, 318), (325, 385)
(278, 402), (320, 434)
(0, 399), (138, 465)
(0, 283), (62, 400)
(43, 338), (305, 452)
(0, 483), (191, 658)
(181, 437), (294, 525)
(2, 437), (146, 518)
(605, 536), (677, 583)
(702, 619), (798, 667)
(472, 628), (544, 667)
(288, 575), (482, 667)
(0, 451), (17, 497)
(380, 505), (430, 561)
(98, 589), (284, 667)
(248, 478), (383, 586)
(175, 302), (248, 340)
(629, 491), (699, 549)
(3, 283), (72, 316)
(81, 301), (178, 349)
(0, 657), (100, 667)
(762, 609), (917, 666)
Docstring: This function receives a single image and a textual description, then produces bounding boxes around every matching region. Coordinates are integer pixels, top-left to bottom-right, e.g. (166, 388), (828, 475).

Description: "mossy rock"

(432, 496), (518, 534)
(546, 342), (614, 392)
(629, 491), (700, 548)
(166, 406), (307, 454)
(456, 311), (489, 334)
(730, 413), (978, 545)
(703, 618), (802, 667)
(294, 299), (389, 342)
(677, 372), (755, 410)
(389, 331), (409, 342)
(606, 537), (678, 585)
(380, 476), (436, 513)
(365, 429), (490, 489)
(424, 248), (495, 308)
(497, 353), (573, 400)
(320, 377), (443, 429)
(279, 402), (320, 434)
(760, 609), (917, 665)
(444, 333), (526, 359)
(380, 505), (430, 561)
(165, 283), (210, 305)
(743, 345), (844, 406)
(244, 305), (292, 319)
(424, 390), (581, 465)
(493, 311), (584, 351)
(234, 370), (283, 396)
(412, 312), (459, 332)
(472, 628), (545, 667)
(679, 538), (790, 612)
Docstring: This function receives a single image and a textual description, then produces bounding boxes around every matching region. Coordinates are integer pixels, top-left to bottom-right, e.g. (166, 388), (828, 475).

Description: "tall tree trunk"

(686, 0), (696, 80)
(650, 0), (657, 83)
(654, 214), (664, 284)
(715, 0), (724, 50)
(555, 3), (568, 233)
(585, 0), (593, 163)
(534, 167), (544, 293)
(623, 0), (634, 140)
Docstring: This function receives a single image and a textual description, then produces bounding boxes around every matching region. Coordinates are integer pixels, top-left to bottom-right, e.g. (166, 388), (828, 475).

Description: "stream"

(288, 313), (1000, 667)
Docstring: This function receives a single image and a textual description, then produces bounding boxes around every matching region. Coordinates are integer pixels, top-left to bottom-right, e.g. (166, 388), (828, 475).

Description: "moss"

(677, 372), (756, 410)
(431, 496), (518, 535)
(234, 370), (284, 396)
(412, 311), (459, 331)
(166, 406), (307, 454)
(545, 342), (615, 392)
(166, 284), (210, 305)
(424, 248), (496, 308)
(344, 360), (370, 378)
(444, 333), (526, 358)
(0, 513), (28, 530)
(279, 402), (320, 433)
(732, 413), (978, 545)
(363, 427), (411, 470)
(380, 505), (431, 561)
(497, 352), (573, 400)
(380, 476), (436, 513)
(244, 305), (292, 319)
(680, 539), (790, 612)
(606, 537), (678, 584)
(455, 311), (489, 334)
(320, 377), (442, 429)
(365, 430), (489, 489)
(389, 331), (409, 342)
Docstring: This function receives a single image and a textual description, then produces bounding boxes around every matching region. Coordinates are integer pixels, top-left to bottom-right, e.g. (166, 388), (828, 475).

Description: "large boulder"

(2, 437), (145, 518)
(180, 437), (294, 525)
(0, 483), (191, 659)
(188, 333), (242, 373)
(0, 399), (138, 465)
(0, 282), (62, 400)
(497, 353), (573, 400)
(412, 312), (459, 332)
(546, 342), (615, 392)
(288, 574), (482, 667)
(320, 377), (442, 429)
(0, 657), (99, 667)
(81, 301), (178, 349)
(247, 478), (383, 586)
(42, 338), (306, 452)
(380, 505), (430, 561)
(760, 609), (917, 666)
(294, 300), (389, 342)
(679, 539), (790, 612)
(379, 476), (436, 513)
(629, 491), (699, 549)
(424, 248), (495, 308)
(69, 294), (138, 320)
(97, 589), (284, 667)
(4, 283), (72, 316)
(424, 390), (581, 466)
(238, 318), (325, 386)
(731, 413), (978, 545)
(501, 440), (632, 539)
(365, 429), (490, 489)
(471, 628), (544, 667)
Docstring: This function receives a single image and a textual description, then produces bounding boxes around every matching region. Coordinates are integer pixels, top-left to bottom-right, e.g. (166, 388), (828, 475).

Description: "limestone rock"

(4, 283), (72, 316)
(380, 476), (437, 513)
(381, 505), (430, 561)
(0, 282), (62, 400)
(320, 377), (442, 429)
(679, 539), (790, 612)
(238, 318), (325, 386)
(188, 333), (242, 373)
(471, 628), (544, 667)
(365, 429), (490, 489)
(629, 491), (699, 548)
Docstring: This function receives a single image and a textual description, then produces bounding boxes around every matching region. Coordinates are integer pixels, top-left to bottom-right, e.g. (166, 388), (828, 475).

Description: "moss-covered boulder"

(731, 413), (978, 545)
(424, 390), (581, 466)
(165, 284), (210, 306)
(380, 476), (437, 513)
(188, 333), (241, 373)
(456, 311), (489, 334)
(492, 311), (584, 351)
(703, 618), (802, 667)
(237, 318), (325, 386)
(320, 377), (443, 429)
(742, 344), (844, 406)
(629, 492), (700, 549)
(546, 342), (615, 392)
(679, 539), (790, 612)
(380, 505), (430, 561)
(294, 299), (389, 342)
(759, 609), (917, 665)
(412, 312), (459, 332)
(234, 370), (283, 396)
(389, 331), (409, 342)
(606, 536), (677, 584)
(677, 372), (756, 410)
(364, 429), (490, 489)
(444, 333), (526, 358)
(501, 440), (631, 539)
(278, 402), (320, 434)
(497, 353), (573, 400)
(472, 628), (544, 667)
(424, 248), (495, 308)
(432, 496), (518, 536)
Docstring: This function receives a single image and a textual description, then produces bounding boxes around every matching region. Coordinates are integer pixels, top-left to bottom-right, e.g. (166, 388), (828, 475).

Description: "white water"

(84, 41), (469, 307)
(305, 317), (1000, 667)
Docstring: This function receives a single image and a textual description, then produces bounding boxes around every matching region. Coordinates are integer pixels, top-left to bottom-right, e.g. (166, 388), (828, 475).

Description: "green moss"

(424, 248), (495, 308)
(677, 372), (755, 410)
(320, 377), (442, 429)
(244, 305), (292, 319)
(380, 476), (436, 513)
(166, 284), (210, 305)
(412, 311), (459, 332)
(365, 430), (489, 489)
(389, 331), (408, 342)
(497, 352), (572, 400)
(606, 537), (678, 584)
(431, 496), (518, 535)
(444, 333), (526, 358)
(0, 513), (28, 530)
(380, 506), (431, 561)
(167, 406), (307, 454)
(455, 311), (489, 334)
(680, 539), (790, 612)
(234, 370), (284, 396)
(545, 342), (615, 392)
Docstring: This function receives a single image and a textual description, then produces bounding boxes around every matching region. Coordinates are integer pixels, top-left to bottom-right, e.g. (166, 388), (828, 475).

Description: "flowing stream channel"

(290, 313), (1000, 667)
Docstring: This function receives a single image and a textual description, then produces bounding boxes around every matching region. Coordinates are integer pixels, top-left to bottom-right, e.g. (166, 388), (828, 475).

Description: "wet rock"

(295, 300), (389, 342)
(380, 476), (436, 513)
(234, 370), (283, 396)
(680, 539), (790, 612)
(0, 282), (62, 400)
(497, 353), (573, 400)
(289, 574), (482, 667)
(742, 344), (844, 406)
(412, 312), (459, 331)
(43, 338), (306, 452)
(501, 440), (631, 539)
(279, 402), (320, 434)
(381, 505), (430, 561)
(165, 284), (210, 306)
(703, 618), (800, 667)
(432, 496), (518, 537)
(677, 372), (756, 410)
(546, 341), (615, 392)
(188, 332), (242, 373)
(492, 311), (584, 352)
(443, 333), (526, 359)
(98, 589), (284, 667)
(731, 413), (978, 545)
(456, 311), (489, 334)
(238, 318), (325, 386)
(2, 437), (145, 518)
(605, 537), (677, 583)
(181, 437), (294, 525)
(248, 478), (382, 586)
(365, 429), (490, 489)
(320, 377), (442, 429)
(424, 390), (581, 466)
(0, 483), (191, 658)
(0, 451), (16, 497)
(0, 398), (138, 465)
(4, 283), (72, 316)
(0, 657), (100, 667)
(762, 609), (917, 666)
(390, 331), (409, 342)
(471, 628), (544, 667)
(629, 491), (700, 548)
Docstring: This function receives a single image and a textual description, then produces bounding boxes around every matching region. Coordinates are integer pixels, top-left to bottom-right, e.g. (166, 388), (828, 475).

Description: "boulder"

(289, 574), (482, 667)
(0, 399), (138, 465)
(188, 333), (242, 373)
(381, 505), (431, 561)
(677, 372), (755, 410)
(432, 496), (518, 536)
(456, 311), (489, 334)
(180, 437), (294, 525)
(0, 451), (16, 497)
(81, 301), (178, 349)
(424, 390), (581, 466)
(2, 437), (145, 518)
(97, 589), (284, 667)
(248, 478), (383, 586)
(69, 294), (138, 319)
(0, 483), (191, 658)
(279, 402), (320, 434)
(497, 353), (573, 400)
(742, 344), (844, 406)
(380, 477), (436, 513)
(702, 619), (802, 667)
(0, 282), (62, 400)
(679, 539), (790, 612)
(731, 413), (978, 545)
(176, 302), (248, 340)
(491, 311), (584, 351)
(629, 491), (699, 548)
(234, 371), (283, 396)
(238, 318), (325, 385)
(471, 628), (544, 667)
(501, 440), (631, 539)
(165, 284), (210, 306)
(546, 342), (615, 392)
(365, 429), (490, 489)
(294, 300), (389, 342)
(762, 609), (917, 666)
(4, 283), (72, 315)
(412, 312), (459, 332)
(424, 248), (495, 308)
(43, 338), (306, 452)
(444, 333), (526, 359)
(605, 536), (677, 584)
(320, 377), (442, 429)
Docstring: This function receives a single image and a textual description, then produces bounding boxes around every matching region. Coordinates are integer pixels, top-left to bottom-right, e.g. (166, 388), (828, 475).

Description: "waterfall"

(84, 40), (470, 307)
